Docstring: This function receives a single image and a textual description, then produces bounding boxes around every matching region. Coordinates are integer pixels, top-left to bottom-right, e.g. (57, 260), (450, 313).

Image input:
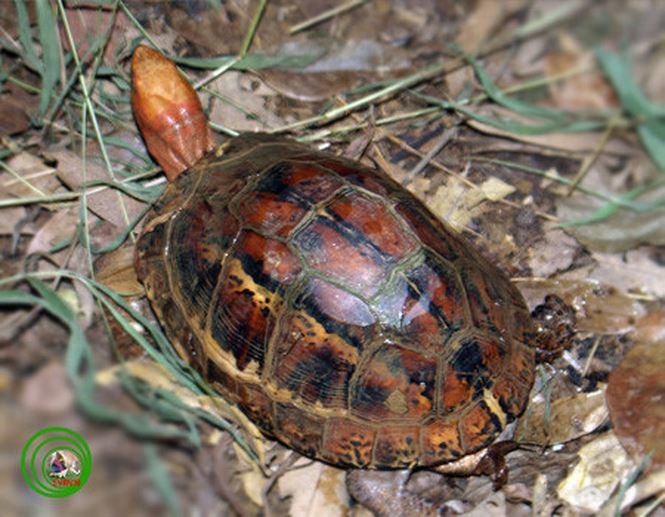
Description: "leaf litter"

(1, 0), (665, 515)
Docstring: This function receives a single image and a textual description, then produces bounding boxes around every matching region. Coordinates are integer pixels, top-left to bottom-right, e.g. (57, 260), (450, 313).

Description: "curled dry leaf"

(557, 432), (635, 513)
(515, 389), (609, 446)
(606, 340), (665, 473)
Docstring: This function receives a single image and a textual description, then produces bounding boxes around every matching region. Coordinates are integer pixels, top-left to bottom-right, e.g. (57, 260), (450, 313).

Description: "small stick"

(289, 0), (367, 34)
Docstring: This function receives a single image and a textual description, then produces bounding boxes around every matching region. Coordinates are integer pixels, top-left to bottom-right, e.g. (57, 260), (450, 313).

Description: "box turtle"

(131, 46), (538, 470)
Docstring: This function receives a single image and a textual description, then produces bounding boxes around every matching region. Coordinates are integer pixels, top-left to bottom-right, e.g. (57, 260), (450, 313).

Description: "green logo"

(20, 427), (92, 497)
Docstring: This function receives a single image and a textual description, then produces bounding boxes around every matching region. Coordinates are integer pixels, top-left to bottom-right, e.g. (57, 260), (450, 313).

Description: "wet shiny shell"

(136, 134), (536, 469)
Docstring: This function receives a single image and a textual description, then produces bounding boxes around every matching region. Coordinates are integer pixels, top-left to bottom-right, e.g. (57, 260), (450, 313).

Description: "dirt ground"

(1, 1), (664, 515)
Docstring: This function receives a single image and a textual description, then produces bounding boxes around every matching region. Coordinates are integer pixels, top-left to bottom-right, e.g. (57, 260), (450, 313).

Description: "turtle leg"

(473, 440), (519, 489)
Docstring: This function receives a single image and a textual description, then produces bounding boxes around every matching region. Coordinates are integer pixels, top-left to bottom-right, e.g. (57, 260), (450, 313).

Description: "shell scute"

(351, 345), (438, 421)
(271, 310), (359, 409)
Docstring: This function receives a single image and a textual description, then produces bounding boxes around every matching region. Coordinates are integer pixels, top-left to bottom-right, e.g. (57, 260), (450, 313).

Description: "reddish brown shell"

(136, 134), (536, 469)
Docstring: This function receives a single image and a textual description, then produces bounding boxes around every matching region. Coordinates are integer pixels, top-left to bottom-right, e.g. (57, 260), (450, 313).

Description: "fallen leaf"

(277, 459), (349, 517)
(95, 245), (143, 297)
(545, 33), (617, 111)
(2, 151), (61, 199)
(562, 247), (665, 299)
(557, 432), (635, 513)
(557, 190), (665, 253)
(528, 228), (579, 278)
(606, 340), (665, 473)
(455, 0), (525, 55)
(0, 96), (30, 136)
(51, 149), (146, 228)
(19, 361), (74, 413)
(0, 206), (28, 235)
(27, 207), (79, 256)
(208, 71), (284, 132)
(518, 278), (646, 336)
(516, 389), (609, 446)
(429, 176), (514, 232)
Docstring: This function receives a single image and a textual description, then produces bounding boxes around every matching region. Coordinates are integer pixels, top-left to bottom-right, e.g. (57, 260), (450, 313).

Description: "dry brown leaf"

(517, 278), (645, 335)
(18, 361), (74, 413)
(557, 432), (635, 513)
(27, 207), (79, 256)
(544, 33), (617, 111)
(516, 389), (609, 446)
(528, 228), (579, 278)
(429, 176), (515, 232)
(51, 149), (146, 228)
(208, 71), (284, 131)
(277, 459), (349, 517)
(606, 341), (665, 473)
(0, 206), (28, 235)
(563, 247), (665, 299)
(629, 309), (665, 344)
(455, 0), (525, 55)
(2, 151), (61, 199)
(61, 5), (129, 63)
(0, 97), (30, 136)
(466, 112), (634, 155)
(95, 245), (143, 297)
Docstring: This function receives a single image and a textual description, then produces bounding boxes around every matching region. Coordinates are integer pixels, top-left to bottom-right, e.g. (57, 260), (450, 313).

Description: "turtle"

(130, 45), (551, 472)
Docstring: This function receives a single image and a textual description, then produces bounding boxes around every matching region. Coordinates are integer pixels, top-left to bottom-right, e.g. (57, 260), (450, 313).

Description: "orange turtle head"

(131, 46), (214, 181)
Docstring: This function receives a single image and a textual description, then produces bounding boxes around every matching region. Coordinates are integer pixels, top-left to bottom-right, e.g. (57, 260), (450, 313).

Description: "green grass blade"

(597, 48), (665, 117)
(14, 0), (40, 71)
(638, 118), (665, 171)
(468, 55), (570, 121)
(174, 49), (325, 71)
(35, 0), (62, 120)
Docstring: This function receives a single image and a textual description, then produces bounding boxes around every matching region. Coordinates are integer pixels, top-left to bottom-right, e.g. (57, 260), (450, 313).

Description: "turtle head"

(131, 46), (214, 181)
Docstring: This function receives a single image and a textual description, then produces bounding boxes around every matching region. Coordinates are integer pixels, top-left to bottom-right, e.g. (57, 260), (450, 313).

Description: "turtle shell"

(136, 133), (536, 469)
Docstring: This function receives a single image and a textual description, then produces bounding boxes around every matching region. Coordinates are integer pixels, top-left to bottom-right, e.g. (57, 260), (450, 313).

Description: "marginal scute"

(460, 401), (502, 451)
(374, 426), (420, 466)
(136, 133), (538, 469)
(322, 419), (376, 468)
(420, 419), (464, 463)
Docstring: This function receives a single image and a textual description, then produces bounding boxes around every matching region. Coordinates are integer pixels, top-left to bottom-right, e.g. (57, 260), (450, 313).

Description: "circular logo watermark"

(20, 427), (92, 498)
